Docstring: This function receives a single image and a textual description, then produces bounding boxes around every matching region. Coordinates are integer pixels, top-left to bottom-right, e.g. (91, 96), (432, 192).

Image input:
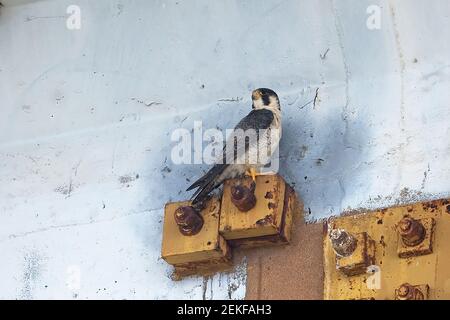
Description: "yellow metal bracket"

(324, 198), (450, 300)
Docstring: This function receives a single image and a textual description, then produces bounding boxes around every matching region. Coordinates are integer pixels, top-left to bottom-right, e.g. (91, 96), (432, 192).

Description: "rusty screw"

(231, 181), (256, 212)
(397, 217), (426, 247)
(174, 206), (204, 236)
(329, 229), (357, 257)
(397, 283), (425, 300)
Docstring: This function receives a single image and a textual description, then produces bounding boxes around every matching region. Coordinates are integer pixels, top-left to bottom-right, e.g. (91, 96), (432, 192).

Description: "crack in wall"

(330, 0), (351, 214)
(388, 1), (407, 194)
(2, 207), (161, 243)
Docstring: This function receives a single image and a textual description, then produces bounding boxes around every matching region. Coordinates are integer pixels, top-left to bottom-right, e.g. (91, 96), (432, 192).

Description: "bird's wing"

(234, 108), (274, 131)
(223, 108), (274, 164)
(186, 108), (274, 205)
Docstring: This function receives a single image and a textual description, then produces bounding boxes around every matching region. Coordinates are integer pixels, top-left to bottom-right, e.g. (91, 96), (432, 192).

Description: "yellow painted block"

(161, 196), (230, 266)
(219, 174), (300, 247)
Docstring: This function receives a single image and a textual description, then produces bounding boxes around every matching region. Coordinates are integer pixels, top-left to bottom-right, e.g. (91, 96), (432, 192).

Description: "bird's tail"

(187, 164), (228, 205)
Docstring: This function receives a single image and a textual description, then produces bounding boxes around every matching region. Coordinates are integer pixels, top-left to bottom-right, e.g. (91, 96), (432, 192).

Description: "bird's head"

(251, 88), (280, 111)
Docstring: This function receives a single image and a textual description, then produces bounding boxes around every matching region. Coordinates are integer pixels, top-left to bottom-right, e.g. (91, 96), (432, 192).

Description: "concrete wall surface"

(0, 0), (448, 299)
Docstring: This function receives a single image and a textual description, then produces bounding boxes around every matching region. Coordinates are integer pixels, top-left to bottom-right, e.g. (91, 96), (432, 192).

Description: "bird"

(187, 88), (282, 205)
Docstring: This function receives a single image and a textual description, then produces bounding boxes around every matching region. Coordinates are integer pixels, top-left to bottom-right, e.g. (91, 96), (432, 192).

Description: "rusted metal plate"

(161, 196), (230, 266)
(219, 175), (286, 240)
(323, 198), (450, 300)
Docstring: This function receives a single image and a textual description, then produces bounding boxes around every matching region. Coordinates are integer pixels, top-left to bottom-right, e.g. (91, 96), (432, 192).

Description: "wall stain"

(118, 173), (139, 185)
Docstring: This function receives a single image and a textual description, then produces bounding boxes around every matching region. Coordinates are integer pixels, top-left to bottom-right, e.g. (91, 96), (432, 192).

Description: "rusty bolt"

(329, 229), (357, 257)
(397, 217), (426, 247)
(397, 283), (425, 300)
(231, 181), (256, 212)
(397, 283), (413, 300)
(174, 205), (204, 236)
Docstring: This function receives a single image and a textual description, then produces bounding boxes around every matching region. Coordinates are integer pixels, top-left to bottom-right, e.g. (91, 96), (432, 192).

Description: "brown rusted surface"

(422, 201), (439, 212)
(267, 202), (277, 210)
(329, 229), (357, 257)
(397, 283), (413, 299)
(228, 233), (287, 249)
(397, 217), (425, 247)
(337, 198), (450, 220)
(322, 220), (329, 236)
(231, 181), (257, 212)
(395, 283), (429, 300)
(172, 256), (233, 280)
(174, 205), (204, 236)
(255, 215), (273, 226)
(264, 191), (274, 199)
(280, 184), (296, 244)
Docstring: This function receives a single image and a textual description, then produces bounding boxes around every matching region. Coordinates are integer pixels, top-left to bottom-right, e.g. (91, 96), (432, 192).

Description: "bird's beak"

(252, 90), (261, 100)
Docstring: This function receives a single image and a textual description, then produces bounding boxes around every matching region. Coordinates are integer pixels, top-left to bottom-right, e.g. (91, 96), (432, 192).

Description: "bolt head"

(329, 229), (357, 257)
(398, 284), (411, 297)
(398, 218), (412, 232)
(230, 183), (256, 212)
(174, 206), (188, 220)
(174, 206), (204, 236)
(231, 186), (244, 200)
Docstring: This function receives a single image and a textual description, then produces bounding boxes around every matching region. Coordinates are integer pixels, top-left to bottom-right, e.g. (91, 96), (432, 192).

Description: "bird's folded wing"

(222, 109), (275, 165)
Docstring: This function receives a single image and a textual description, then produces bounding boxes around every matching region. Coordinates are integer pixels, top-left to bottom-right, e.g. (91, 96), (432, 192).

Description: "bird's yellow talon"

(246, 168), (257, 182)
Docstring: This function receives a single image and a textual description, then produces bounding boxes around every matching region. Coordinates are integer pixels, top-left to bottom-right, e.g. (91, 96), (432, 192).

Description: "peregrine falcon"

(187, 88), (281, 205)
